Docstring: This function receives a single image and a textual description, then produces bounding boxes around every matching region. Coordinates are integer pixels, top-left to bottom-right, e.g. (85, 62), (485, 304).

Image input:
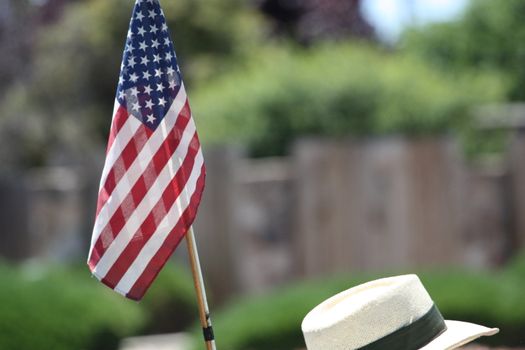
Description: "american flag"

(87, 0), (205, 301)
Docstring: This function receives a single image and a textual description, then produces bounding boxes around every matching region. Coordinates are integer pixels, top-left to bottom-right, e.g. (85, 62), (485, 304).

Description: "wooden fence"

(0, 135), (523, 303)
(193, 136), (518, 301)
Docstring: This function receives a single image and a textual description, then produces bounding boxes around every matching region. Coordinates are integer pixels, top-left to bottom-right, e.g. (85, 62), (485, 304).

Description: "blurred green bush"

(192, 44), (506, 157)
(0, 0), (267, 169)
(196, 254), (525, 350)
(0, 261), (197, 350)
(139, 263), (198, 334)
(0, 263), (143, 350)
(401, 0), (525, 101)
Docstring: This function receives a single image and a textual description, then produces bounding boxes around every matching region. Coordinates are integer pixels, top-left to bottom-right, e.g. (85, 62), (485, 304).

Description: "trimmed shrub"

(0, 263), (144, 350)
(139, 263), (198, 334)
(0, 261), (197, 350)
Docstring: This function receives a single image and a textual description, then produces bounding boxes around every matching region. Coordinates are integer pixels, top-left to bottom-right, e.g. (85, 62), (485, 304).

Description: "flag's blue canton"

(117, 0), (182, 130)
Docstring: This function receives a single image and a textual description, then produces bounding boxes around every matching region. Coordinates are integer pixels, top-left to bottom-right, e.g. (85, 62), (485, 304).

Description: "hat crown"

(302, 275), (434, 350)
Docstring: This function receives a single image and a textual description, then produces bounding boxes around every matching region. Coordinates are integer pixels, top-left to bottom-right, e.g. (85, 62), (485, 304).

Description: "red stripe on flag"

(89, 101), (192, 269)
(107, 105), (130, 153)
(88, 206), (126, 267)
(95, 119), (153, 217)
(100, 132), (201, 288)
(126, 165), (206, 300)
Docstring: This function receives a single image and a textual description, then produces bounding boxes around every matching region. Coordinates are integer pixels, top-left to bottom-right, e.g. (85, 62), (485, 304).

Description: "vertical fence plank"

(192, 146), (244, 303)
(293, 137), (469, 279)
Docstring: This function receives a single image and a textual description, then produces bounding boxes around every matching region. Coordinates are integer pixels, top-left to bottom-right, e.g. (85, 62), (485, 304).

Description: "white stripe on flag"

(98, 112), (141, 192)
(91, 121), (196, 278)
(114, 149), (204, 295)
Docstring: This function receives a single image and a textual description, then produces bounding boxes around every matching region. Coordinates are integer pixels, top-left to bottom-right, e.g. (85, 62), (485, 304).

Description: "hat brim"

(420, 320), (499, 350)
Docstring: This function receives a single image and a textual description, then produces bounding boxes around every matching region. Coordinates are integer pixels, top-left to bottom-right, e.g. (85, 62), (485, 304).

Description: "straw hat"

(301, 275), (498, 350)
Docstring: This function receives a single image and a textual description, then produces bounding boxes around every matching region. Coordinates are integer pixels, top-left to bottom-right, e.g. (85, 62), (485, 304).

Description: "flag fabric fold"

(87, 0), (205, 301)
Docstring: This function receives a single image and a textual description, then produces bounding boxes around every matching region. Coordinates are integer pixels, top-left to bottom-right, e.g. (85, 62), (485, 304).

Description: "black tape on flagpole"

(203, 326), (215, 342)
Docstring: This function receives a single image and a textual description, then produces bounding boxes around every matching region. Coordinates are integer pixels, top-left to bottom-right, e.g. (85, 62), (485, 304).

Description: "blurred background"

(1, 0), (525, 349)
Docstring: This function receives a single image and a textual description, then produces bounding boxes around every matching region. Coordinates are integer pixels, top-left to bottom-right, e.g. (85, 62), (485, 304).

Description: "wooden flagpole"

(185, 226), (217, 350)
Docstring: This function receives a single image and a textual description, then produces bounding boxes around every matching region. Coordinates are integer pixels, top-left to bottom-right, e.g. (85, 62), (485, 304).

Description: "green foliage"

(402, 0), (525, 100)
(0, 262), (144, 350)
(417, 270), (525, 347)
(139, 263), (198, 334)
(0, 0), (266, 169)
(194, 256), (525, 349)
(192, 44), (505, 156)
(0, 262), (198, 350)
